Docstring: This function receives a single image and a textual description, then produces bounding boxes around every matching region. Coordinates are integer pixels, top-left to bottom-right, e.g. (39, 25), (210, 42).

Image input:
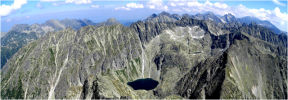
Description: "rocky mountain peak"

(158, 11), (171, 16)
(96, 18), (120, 26)
(145, 11), (180, 23)
(106, 18), (120, 25)
(222, 13), (237, 22)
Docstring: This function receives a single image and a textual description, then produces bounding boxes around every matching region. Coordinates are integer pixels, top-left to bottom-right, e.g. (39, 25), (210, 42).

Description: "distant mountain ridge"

(96, 18), (120, 26)
(145, 11), (182, 23)
(192, 12), (284, 34)
(237, 16), (282, 34)
(148, 11), (284, 34)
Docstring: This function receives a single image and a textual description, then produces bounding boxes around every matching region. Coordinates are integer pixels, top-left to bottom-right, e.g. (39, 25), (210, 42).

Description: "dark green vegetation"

(1, 12), (287, 99)
(1, 76), (24, 99)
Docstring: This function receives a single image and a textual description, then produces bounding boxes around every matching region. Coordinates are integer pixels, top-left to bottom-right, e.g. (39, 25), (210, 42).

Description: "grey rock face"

(176, 52), (228, 99)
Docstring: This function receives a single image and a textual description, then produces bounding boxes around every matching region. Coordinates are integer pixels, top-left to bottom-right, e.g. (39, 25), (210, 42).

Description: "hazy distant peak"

(145, 12), (180, 23)
(10, 24), (31, 32)
(97, 18), (120, 26)
(44, 19), (65, 30)
(222, 13), (237, 21)
(223, 13), (236, 20)
(192, 12), (222, 23)
(204, 11), (217, 16)
(106, 18), (119, 24)
(238, 16), (281, 34)
(224, 13), (234, 17)
(45, 19), (61, 24)
(158, 11), (170, 16)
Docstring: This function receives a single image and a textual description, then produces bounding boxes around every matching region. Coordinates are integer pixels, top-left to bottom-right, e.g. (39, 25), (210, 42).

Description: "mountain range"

(1, 12), (287, 99)
(1, 18), (123, 68)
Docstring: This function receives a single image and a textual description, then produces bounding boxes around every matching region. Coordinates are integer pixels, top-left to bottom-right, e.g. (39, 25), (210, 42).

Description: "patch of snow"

(188, 26), (205, 39)
(220, 18), (227, 23)
(166, 30), (177, 40)
(208, 17), (214, 21)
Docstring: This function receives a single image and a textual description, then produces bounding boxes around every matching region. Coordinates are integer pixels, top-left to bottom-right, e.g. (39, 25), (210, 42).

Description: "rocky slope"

(1, 19), (96, 68)
(1, 12), (287, 99)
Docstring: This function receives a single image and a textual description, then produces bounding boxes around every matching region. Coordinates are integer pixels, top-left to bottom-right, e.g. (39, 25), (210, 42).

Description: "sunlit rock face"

(1, 12), (287, 99)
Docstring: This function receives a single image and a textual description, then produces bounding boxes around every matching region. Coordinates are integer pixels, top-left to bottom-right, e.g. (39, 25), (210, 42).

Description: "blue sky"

(1, 0), (287, 32)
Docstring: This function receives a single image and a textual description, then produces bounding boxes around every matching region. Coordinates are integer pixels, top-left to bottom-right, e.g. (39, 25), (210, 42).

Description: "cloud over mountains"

(114, 0), (287, 31)
(1, 0), (287, 31)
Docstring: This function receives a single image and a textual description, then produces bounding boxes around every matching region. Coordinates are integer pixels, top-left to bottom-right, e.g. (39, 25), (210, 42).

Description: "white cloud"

(65, 0), (92, 4)
(40, 0), (58, 2)
(115, 6), (131, 11)
(91, 5), (100, 8)
(272, 0), (285, 6)
(115, 0), (168, 11)
(170, 2), (176, 7)
(40, 0), (60, 6)
(115, 2), (144, 11)
(0, 0), (27, 16)
(147, 0), (168, 11)
(126, 3), (144, 8)
(167, 0), (288, 31)
(187, 1), (202, 7)
(214, 2), (228, 9)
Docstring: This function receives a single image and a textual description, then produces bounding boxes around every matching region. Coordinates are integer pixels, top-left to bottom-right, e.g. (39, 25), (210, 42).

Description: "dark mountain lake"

(127, 78), (159, 90)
